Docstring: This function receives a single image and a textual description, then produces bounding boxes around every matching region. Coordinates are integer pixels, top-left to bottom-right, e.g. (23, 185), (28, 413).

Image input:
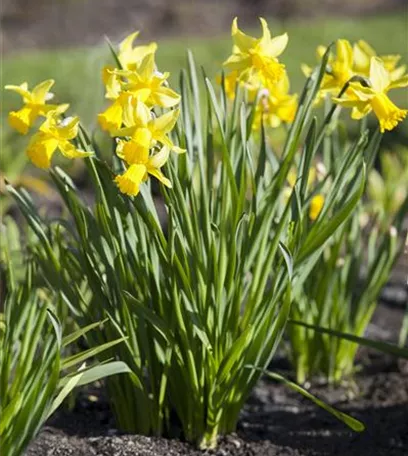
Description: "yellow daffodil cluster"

(304, 39), (408, 132)
(5, 80), (91, 168)
(98, 31), (184, 196)
(222, 18), (297, 130)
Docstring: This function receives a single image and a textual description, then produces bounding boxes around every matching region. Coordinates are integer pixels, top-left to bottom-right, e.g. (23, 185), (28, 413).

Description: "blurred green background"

(1, 0), (407, 209)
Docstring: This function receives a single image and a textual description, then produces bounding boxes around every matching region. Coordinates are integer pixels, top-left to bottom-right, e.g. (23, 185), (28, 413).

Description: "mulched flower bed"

(25, 294), (408, 456)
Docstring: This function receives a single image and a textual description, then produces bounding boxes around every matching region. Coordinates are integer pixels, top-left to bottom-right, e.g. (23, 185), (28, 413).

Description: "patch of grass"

(1, 13), (407, 169)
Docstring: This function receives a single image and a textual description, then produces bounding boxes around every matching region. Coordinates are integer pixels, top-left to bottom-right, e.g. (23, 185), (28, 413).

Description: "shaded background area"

(1, 0), (407, 52)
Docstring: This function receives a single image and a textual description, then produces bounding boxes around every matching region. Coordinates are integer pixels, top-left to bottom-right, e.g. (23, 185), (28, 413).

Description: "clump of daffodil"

(223, 17), (288, 86)
(26, 111), (92, 169)
(5, 79), (68, 134)
(98, 53), (181, 134)
(98, 32), (184, 196)
(333, 57), (408, 132)
(5, 80), (91, 168)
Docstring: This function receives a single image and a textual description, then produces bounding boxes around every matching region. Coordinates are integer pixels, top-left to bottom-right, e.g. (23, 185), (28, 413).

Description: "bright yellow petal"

(128, 43), (158, 69)
(172, 145), (186, 154)
(223, 54), (252, 71)
(54, 116), (80, 140)
(26, 133), (58, 169)
(122, 136), (150, 165)
(102, 66), (122, 99)
(152, 87), (181, 108)
(336, 39), (353, 69)
(353, 41), (372, 74)
(115, 164), (147, 196)
(32, 79), (55, 104)
(388, 75), (408, 90)
(371, 92), (407, 132)
(8, 107), (38, 134)
(316, 45), (328, 60)
(351, 104), (371, 120)
(132, 101), (151, 127)
(148, 145), (170, 169)
(58, 141), (92, 159)
(98, 101), (123, 133)
(266, 33), (288, 58)
(231, 17), (257, 52)
(119, 31), (140, 55)
(309, 194), (324, 221)
(138, 53), (156, 79)
(348, 82), (375, 100)
(5, 82), (31, 102)
(369, 57), (390, 93)
(147, 167), (172, 188)
(152, 109), (180, 135)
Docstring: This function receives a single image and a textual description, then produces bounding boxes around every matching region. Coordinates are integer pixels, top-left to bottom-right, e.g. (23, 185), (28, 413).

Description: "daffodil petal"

(152, 109), (180, 135)
(26, 133), (59, 169)
(223, 54), (252, 72)
(32, 79), (55, 104)
(369, 57), (390, 93)
(147, 167), (172, 188)
(152, 87), (181, 108)
(58, 141), (92, 159)
(98, 101), (123, 133)
(5, 83), (31, 102)
(267, 33), (288, 58)
(148, 145), (170, 169)
(231, 17), (257, 52)
(134, 101), (151, 127)
(336, 39), (353, 68)
(115, 164), (147, 196)
(388, 75), (408, 90)
(55, 116), (80, 140)
(119, 31), (140, 55)
(309, 194), (325, 221)
(8, 107), (38, 134)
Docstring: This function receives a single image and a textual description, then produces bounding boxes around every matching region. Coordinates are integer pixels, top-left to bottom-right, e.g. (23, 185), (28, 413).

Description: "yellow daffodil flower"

(255, 72), (297, 128)
(113, 53), (181, 108)
(217, 71), (239, 100)
(26, 112), (92, 169)
(115, 100), (185, 154)
(98, 92), (137, 133)
(115, 145), (172, 196)
(316, 40), (355, 95)
(353, 40), (405, 81)
(117, 31), (157, 71)
(5, 79), (68, 134)
(333, 57), (408, 132)
(102, 65), (122, 100)
(223, 17), (288, 85)
(309, 194), (325, 221)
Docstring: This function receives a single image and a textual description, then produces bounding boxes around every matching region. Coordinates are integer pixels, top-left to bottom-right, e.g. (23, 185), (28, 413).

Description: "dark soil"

(25, 298), (408, 456)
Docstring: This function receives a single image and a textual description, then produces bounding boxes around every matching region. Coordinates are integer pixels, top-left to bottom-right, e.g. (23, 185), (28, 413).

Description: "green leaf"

(62, 319), (109, 347)
(61, 337), (127, 370)
(289, 320), (408, 359)
(260, 370), (365, 432)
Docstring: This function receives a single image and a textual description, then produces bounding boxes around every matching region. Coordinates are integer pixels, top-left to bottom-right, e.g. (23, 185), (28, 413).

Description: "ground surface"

(25, 298), (408, 456)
